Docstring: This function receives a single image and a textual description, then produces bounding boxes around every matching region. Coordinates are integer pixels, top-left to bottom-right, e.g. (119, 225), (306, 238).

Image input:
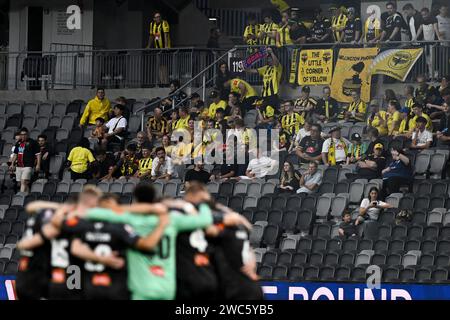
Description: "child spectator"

(92, 117), (106, 139)
(339, 212), (358, 238)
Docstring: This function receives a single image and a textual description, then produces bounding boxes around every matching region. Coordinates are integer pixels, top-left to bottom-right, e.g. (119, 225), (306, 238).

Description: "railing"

(0, 47), (228, 90)
(134, 48), (236, 131)
(0, 41), (448, 92)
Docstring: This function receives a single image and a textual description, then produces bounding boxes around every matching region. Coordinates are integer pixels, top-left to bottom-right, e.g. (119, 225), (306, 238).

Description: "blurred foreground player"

(84, 183), (214, 300)
(17, 187), (105, 300)
(179, 182), (261, 300)
(208, 205), (263, 299)
(16, 201), (60, 300)
(68, 193), (170, 300)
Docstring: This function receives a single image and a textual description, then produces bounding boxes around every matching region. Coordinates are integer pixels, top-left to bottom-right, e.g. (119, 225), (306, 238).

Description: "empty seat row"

(257, 264), (450, 283)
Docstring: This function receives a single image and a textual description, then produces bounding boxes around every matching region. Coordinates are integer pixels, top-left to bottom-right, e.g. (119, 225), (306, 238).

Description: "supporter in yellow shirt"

(207, 91), (226, 119)
(135, 143), (153, 179)
(386, 101), (401, 135)
(338, 90), (366, 122)
(225, 78), (257, 110)
(397, 107), (412, 137)
(366, 100), (388, 136)
(148, 12), (171, 48)
(67, 138), (96, 180)
(259, 13), (278, 46)
(174, 107), (191, 130)
(276, 11), (293, 46)
(409, 103), (433, 131)
(80, 88), (111, 126)
(246, 48), (282, 108)
(243, 14), (261, 47)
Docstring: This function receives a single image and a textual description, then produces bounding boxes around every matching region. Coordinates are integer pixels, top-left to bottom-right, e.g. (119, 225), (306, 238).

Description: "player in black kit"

(172, 184), (219, 300)
(209, 205), (264, 300)
(16, 204), (58, 300)
(176, 182), (256, 300)
(70, 193), (169, 300)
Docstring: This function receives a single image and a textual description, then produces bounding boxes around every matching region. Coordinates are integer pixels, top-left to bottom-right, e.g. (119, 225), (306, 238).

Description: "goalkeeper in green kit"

(84, 182), (218, 300)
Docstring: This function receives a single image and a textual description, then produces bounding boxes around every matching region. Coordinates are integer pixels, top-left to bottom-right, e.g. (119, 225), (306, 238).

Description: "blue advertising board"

(0, 276), (16, 300)
(2, 276), (450, 300)
(261, 281), (450, 300)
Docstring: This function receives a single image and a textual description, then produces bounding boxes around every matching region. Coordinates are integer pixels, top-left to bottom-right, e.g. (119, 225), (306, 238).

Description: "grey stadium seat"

(38, 102), (54, 116)
(316, 194), (332, 219)
(430, 153), (446, 179)
(233, 181), (248, 195)
(414, 153), (431, 178)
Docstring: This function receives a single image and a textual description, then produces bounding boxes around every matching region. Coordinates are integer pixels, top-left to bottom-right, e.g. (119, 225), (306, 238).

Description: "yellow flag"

(298, 49), (333, 85)
(270, 0), (290, 13)
(368, 48), (423, 82)
(330, 48), (379, 103)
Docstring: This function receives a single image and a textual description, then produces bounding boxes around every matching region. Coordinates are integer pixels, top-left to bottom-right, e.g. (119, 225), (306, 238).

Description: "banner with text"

(330, 47), (379, 103)
(262, 281), (450, 300)
(368, 48), (424, 81)
(298, 49), (333, 85)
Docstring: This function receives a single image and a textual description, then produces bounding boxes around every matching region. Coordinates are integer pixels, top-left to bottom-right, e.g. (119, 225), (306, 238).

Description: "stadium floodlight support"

(136, 48), (237, 132)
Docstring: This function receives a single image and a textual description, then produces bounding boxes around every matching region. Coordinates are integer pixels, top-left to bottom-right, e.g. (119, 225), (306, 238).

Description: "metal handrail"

(0, 47), (223, 55)
(135, 48), (235, 130)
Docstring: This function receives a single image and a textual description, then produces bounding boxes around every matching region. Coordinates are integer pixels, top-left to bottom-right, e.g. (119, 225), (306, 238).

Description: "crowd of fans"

(8, 63), (450, 202)
(4, 3), (450, 241)
(243, 2), (450, 47)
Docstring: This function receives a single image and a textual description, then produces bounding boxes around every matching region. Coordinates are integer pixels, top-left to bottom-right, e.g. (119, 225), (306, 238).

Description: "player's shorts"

(83, 276), (130, 300)
(176, 271), (219, 300)
(16, 272), (48, 300)
(16, 167), (33, 181)
(48, 283), (83, 300)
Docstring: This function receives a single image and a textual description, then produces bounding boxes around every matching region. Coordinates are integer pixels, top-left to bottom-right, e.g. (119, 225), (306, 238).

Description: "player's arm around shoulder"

(172, 203), (214, 232)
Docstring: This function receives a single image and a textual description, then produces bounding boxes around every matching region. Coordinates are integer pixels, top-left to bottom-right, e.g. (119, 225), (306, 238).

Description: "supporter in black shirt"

(92, 150), (115, 180)
(342, 7), (362, 43)
(185, 163), (211, 185)
(402, 3), (423, 40)
(347, 143), (386, 182)
(379, 2), (405, 43)
(37, 134), (53, 179)
(295, 124), (324, 164)
(436, 97), (450, 147)
(415, 74), (441, 110)
(290, 20), (310, 44)
(339, 212), (357, 239)
(169, 80), (188, 107)
(313, 86), (339, 123)
(365, 127), (385, 157)
(307, 9), (332, 43)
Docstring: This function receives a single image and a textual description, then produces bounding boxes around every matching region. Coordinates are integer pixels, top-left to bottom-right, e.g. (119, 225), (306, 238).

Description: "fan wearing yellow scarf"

(322, 126), (351, 166)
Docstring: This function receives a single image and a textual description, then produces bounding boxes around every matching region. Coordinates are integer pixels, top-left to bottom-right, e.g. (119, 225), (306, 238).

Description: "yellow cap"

(374, 143), (384, 149)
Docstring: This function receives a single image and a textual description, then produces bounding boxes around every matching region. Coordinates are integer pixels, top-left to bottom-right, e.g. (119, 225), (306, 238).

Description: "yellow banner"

(368, 48), (424, 81)
(298, 49), (333, 86)
(330, 48), (379, 103)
